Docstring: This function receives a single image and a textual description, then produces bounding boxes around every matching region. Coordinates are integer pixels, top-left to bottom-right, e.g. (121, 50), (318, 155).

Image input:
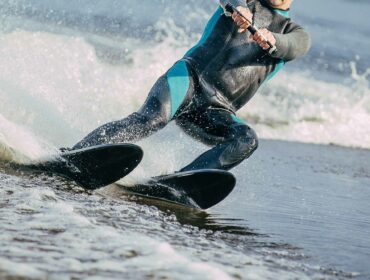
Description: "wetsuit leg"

(73, 60), (195, 150)
(176, 108), (258, 171)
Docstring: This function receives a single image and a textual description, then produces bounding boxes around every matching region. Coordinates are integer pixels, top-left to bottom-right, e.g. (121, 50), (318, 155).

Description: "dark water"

(1, 140), (369, 279)
(214, 140), (370, 278)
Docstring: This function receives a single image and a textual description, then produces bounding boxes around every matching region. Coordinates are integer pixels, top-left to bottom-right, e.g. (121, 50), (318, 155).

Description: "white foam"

(240, 66), (370, 149)
(0, 258), (46, 279)
(0, 114), (52, 162)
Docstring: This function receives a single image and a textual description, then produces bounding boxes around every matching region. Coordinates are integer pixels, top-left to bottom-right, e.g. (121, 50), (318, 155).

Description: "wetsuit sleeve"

(219, 0), (248, 16)
(270, 22), (311, 61)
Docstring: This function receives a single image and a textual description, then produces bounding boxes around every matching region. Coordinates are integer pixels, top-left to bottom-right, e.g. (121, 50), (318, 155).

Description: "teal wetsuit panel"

(273, 9), (290, 18)
(184, 6), (224, 57)
(231, 114), (246, 125)
(167, 61), (190, 119)
(166, 7), (223, 119)
(266, 59), (285, 81)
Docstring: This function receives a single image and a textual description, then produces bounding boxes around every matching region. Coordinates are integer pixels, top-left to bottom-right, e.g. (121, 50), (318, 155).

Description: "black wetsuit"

(73, 0), (311, 172)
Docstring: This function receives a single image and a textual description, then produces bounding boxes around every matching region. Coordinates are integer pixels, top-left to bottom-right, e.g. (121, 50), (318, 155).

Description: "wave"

(0, 4), (369, 157)
(240, 63), (370, 149)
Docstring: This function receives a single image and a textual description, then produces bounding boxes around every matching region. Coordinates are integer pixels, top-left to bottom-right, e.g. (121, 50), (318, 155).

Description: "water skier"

(72, 0), (310, 172)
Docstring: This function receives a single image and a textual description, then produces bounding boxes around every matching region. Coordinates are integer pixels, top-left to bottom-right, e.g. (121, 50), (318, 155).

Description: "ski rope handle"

(225, 3), (277, 54)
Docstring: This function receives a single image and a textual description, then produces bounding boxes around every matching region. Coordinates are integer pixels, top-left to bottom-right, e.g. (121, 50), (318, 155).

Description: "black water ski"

(15, 144), (143, 189)
(118, 170), (236, 209)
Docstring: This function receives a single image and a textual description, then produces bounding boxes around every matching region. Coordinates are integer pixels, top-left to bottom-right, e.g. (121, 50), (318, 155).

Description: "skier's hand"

(232, 6), (253, 33)
(250, 28), (276, 50)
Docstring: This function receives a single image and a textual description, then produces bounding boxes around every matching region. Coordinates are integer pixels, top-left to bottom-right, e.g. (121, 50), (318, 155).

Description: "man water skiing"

(72, 0), (310, 172)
